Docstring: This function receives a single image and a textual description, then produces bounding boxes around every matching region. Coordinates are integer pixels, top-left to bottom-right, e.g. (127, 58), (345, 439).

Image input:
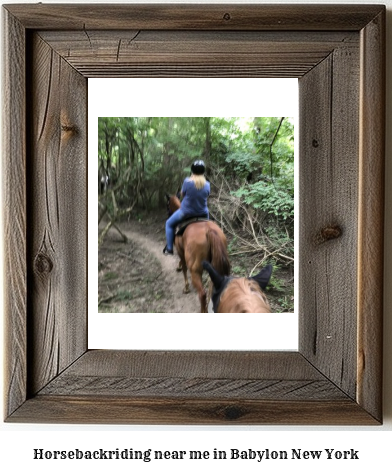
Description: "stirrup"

(163, 245), (173, 256)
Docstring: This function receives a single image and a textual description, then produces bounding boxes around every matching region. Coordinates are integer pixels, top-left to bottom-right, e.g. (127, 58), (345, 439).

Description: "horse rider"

(163, 160), (210, 256)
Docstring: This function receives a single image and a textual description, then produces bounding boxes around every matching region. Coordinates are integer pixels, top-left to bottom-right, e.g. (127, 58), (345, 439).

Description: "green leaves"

(234, 182), (294, 220)
(98, 116), (294, 222)
(226, 117), (294, 222)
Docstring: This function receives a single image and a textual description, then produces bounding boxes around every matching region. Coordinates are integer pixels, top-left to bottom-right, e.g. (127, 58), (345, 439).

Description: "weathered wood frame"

(2, 4), (385, 424)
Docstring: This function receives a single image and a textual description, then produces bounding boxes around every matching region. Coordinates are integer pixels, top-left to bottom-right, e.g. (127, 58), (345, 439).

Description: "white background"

(89, 78), (299, 351)
(1, 0), (391, 473)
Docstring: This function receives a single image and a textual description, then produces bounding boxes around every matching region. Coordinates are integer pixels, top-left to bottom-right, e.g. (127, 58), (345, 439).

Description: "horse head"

(203, 261), (273, 313)
(166, 193), (181, 216)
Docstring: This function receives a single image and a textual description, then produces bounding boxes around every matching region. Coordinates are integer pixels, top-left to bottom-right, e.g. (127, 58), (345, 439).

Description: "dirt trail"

(99, 214), (293, 314)
(98, 217), (206, 313)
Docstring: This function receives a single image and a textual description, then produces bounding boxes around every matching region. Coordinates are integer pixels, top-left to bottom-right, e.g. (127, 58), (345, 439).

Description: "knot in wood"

(61, 124), (77, 134)
(34, 252), (53, 275)
(312, 139), (319, 148)
(223, 405), (244, 420)
(315, 225), (342, 245)
(223, 13), (231, 21)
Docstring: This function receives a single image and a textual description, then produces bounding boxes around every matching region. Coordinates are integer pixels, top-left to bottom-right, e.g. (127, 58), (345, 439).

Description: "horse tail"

(207, 228), (231, 277)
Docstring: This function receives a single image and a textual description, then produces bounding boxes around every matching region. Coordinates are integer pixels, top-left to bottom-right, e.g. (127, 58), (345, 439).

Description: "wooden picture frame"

(3, 4), (385, 424)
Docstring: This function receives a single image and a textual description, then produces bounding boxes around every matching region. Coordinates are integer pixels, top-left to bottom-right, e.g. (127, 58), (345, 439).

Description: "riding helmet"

(191, 160), (206, 175)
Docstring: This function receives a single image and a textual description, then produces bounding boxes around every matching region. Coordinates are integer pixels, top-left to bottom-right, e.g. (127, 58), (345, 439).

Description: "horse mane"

(218, 278), (271, 313)
(207, 227), (230, 276)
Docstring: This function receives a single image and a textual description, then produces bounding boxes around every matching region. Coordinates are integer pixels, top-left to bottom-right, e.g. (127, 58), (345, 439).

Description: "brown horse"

(166, 194), (230, 313)
(203, 261), (272, 313)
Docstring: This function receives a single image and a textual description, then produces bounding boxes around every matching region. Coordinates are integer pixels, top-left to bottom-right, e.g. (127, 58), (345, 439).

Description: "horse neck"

(169, 196), (181, 214)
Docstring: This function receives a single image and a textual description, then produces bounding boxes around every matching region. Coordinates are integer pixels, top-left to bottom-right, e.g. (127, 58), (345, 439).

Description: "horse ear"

(202, 261), (225, 289)
(251, 264), (273, 290)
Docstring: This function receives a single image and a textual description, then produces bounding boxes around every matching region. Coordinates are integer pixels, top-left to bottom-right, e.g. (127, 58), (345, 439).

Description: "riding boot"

(163, 245), (174, 256)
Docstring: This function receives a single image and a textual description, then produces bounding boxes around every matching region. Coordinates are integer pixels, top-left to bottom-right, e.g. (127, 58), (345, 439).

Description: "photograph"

(98, 116), (295, 314)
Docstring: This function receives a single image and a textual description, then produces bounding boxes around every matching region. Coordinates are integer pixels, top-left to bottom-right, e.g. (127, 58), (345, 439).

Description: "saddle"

(175, 215), (209, 236)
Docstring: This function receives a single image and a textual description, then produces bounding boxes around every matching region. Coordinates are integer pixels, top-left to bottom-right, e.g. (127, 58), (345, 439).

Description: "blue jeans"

(165, 209), (185, 251)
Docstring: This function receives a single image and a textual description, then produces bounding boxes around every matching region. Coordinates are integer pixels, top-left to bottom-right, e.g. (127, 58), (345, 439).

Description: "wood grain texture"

(10, 351), (377, 424)
(60, 350), (324, 379)
(39, 30), (358, 78)
(9, 396), (378, 425)
(299, 40), (360, 399)
(2, 9), (27, 419)
(357, 9), (385, 422)
(27, 33), (87, 395)
(38, 351), (346, 400)
(4, 4), (384, 31)
(39, 377), (346, 400)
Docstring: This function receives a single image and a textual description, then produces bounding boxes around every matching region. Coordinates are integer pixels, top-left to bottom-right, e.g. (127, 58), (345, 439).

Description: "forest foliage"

(98, 116), (295, 311)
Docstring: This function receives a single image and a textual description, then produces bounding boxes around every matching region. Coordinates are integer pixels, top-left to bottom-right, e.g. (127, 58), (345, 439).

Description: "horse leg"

(176, 248), (189, 293)
(175, 237), (190, 293)
(207, 280), (213, 307)
(181, 260), (190, 294)
(191, 270), (207, 313)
